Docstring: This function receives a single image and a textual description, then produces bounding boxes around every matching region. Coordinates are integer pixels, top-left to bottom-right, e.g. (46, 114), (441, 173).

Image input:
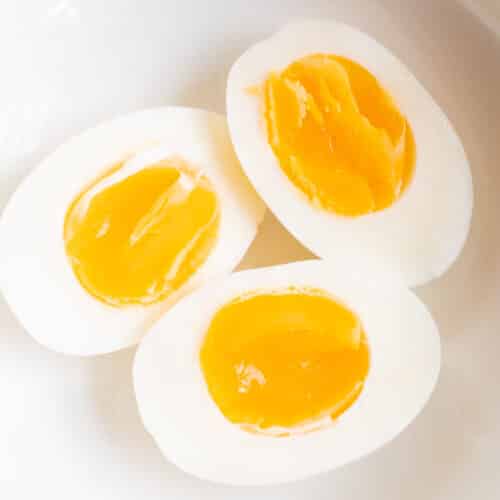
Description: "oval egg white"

(226, 20), (473, 287)
(133, 260), (440, 486)
(0, 107), (265, 356)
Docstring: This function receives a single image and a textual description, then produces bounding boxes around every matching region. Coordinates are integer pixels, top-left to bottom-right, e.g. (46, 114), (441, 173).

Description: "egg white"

(0, 107), (265, 356)
(134, 260), (440, 486)
(226, 20), (473, 287)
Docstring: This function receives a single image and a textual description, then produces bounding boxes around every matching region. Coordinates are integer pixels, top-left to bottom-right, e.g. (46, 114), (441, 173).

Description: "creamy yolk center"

(64, 159), (220, 307)
(200, 290), (370, 433)
(263, 54), (415, 216)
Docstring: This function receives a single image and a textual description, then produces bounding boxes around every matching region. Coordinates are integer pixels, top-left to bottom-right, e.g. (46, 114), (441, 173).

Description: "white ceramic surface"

(1, 1), (499, 499)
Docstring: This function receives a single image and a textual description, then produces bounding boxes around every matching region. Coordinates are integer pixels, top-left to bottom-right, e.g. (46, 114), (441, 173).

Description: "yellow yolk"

(200, 289), (370, 433)
(262, 54), (415, 216)
(64, 159), (220, 307)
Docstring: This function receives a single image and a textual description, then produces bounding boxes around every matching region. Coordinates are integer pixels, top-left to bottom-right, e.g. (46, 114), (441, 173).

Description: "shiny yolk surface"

(200, 289), (370, 433)
(263, 54), (415, 216)
(64, 159), (220, 307)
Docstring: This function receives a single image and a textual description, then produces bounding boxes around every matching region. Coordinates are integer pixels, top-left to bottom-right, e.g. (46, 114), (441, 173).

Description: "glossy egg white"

(0, 107), (265, 356)
(134, 260), (440, 486)
(226, 20), (473, 287)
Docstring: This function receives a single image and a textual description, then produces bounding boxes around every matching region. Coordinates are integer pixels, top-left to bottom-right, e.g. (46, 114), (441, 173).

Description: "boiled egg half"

(227, 20), (473, 287)
(0, 108), (265, 355)
(134, 261), (440, 485)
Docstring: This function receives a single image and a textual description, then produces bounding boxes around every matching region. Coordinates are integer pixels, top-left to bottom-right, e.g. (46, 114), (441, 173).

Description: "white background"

(1, 1), (499, 499)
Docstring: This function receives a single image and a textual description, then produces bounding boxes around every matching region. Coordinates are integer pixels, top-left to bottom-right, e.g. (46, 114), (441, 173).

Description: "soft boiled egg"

(0, 108), (265, 355)
(227, 20), (473, 287)
(134, 260), (440, 485)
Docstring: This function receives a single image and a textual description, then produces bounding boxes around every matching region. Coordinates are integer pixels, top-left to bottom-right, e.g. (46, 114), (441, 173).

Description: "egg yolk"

(64, 158), (220, 307)
(200, 289), (370, 433)
(262, 54), (415, 216)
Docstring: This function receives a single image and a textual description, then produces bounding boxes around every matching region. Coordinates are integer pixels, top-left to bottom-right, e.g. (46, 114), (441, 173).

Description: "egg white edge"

(0, 107), (266, 356)
(133, 260), (441, 486)
(226, 19), (473, 288)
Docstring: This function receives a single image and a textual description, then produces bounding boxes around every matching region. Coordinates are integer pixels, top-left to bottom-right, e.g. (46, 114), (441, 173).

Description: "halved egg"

(0, 108), (265, 355)
(227, 20), (473, 287)
(134, 261), (440, 485)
